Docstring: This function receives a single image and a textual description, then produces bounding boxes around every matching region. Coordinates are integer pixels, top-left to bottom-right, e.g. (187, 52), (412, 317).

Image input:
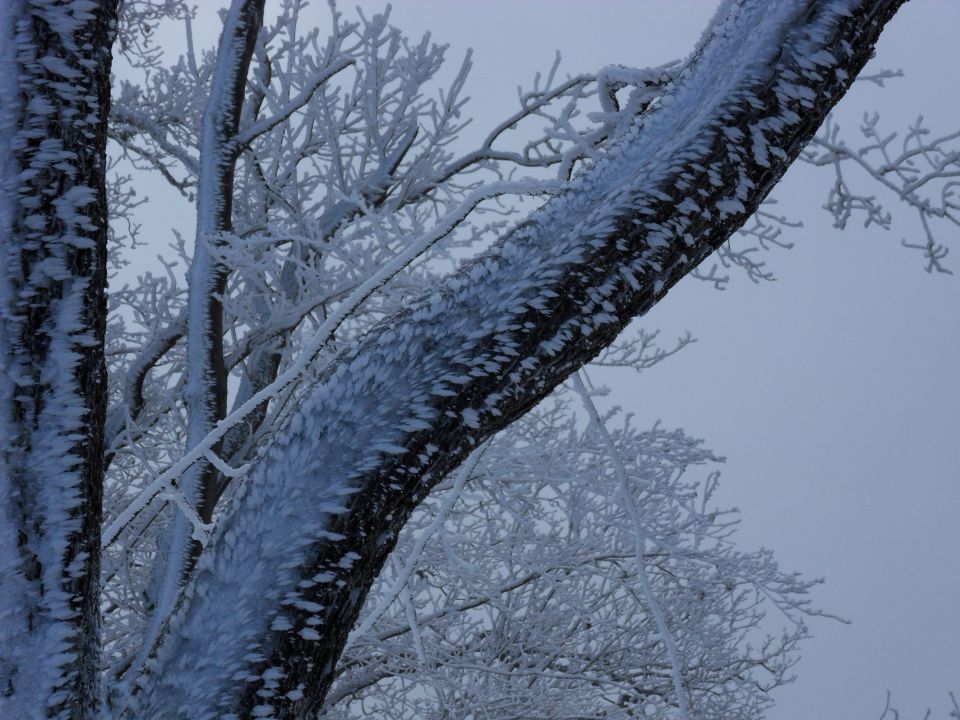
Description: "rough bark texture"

(127, 1), (905, 718)
(0, 2), (117, 718)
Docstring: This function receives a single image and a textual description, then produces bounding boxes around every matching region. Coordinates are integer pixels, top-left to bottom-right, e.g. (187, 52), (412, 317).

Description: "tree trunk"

(0, 2), (117, 718)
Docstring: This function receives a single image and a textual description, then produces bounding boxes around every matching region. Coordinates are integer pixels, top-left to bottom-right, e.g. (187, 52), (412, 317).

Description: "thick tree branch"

(128, 1), (905, 717)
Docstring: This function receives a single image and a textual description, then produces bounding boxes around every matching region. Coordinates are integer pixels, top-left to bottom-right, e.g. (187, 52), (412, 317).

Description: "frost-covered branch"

(123, 2), (905, 716)
(231, 57), (355, 152)
(573, 372), (691, 720)
(110, 103), (201, 178)
(803, 109), (960, 272)
(132, 0), (270, 690)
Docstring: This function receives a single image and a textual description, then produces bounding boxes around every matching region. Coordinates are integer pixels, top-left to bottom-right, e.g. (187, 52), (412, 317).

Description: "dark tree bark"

(0, 2), (118, 718)
(184, 0), (267, 525)
(125, 1), (906, 718)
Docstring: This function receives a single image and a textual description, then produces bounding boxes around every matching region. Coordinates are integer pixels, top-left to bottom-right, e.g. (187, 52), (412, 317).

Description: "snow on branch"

(572, 372), (692, 720)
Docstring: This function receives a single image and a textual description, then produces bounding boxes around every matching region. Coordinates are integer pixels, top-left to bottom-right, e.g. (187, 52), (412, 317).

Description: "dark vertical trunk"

(0, 1), (117, 717)
(131, 0), (268, 689)
(186, 0), (266, 525)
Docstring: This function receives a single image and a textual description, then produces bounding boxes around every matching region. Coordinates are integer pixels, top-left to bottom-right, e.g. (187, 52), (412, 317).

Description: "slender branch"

(230, 57), (355, 154)
(105, 309), (186, 459)
(573, 372), (690, 720)
(111, 104), (201, 175)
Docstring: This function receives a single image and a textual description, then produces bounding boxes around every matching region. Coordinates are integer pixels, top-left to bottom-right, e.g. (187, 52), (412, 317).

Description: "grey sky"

(134, 2), (959, 717)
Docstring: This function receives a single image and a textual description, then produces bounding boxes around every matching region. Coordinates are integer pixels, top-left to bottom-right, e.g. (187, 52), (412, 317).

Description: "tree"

(3, 0), (946, 718)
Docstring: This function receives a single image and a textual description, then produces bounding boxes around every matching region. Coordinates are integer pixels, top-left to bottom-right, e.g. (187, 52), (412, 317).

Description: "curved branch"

(127, 1), (905, 717)
(230, 57), (355, 156)
(105, 309), (186, 461)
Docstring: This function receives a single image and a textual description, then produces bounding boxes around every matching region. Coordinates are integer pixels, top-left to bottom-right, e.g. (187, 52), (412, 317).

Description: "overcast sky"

(137, 2), (960, 717)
